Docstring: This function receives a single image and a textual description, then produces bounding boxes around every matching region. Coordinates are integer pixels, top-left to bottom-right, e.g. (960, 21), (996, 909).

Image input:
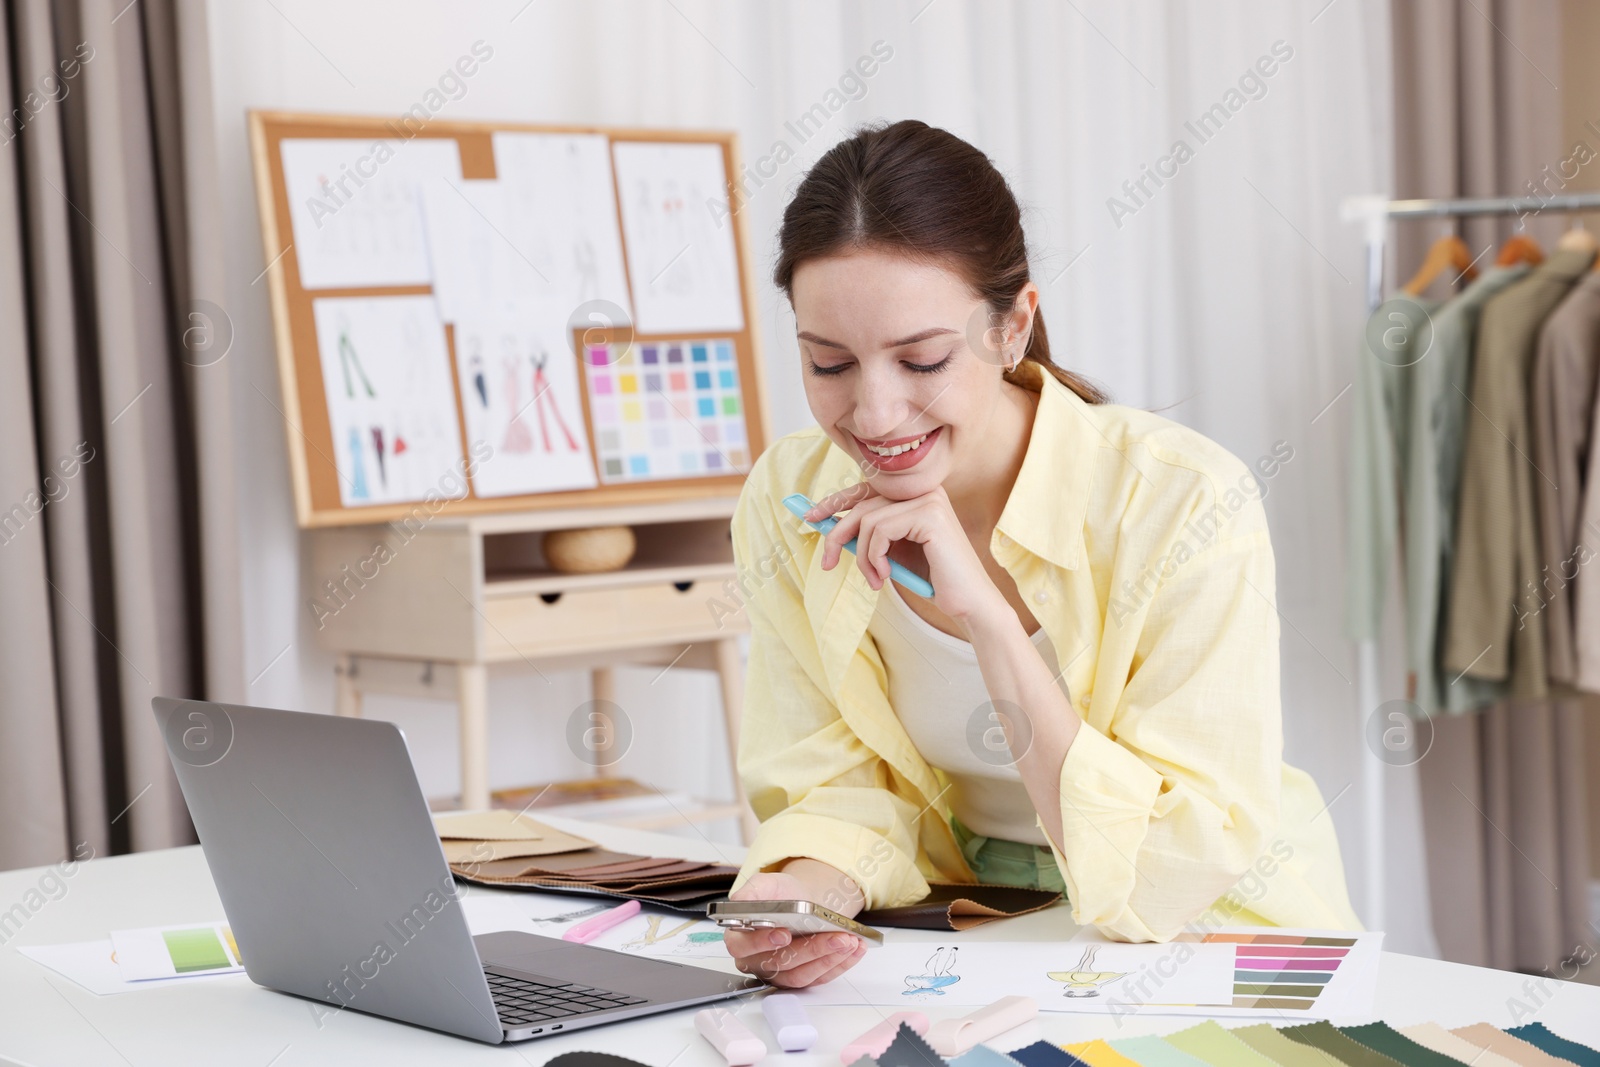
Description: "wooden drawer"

(482, 577), (746, 660)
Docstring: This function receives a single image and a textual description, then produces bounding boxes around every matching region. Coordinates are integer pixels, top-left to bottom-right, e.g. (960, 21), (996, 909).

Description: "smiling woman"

(718, 118), (1360, 991)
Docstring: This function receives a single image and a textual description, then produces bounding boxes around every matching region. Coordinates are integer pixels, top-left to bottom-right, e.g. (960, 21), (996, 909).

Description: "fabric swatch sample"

(1451, 1023), (1579, 1067)
(1340, 1021), (1467, 1067)
(1006, 1040), (1089, 1067)
(1398, 1023), (1522, 1067)
(1106, 1035), (1215, 1067)
(1281, 1021), (1406, 1067)
(1231, 1022), (1352, 1067)
(1059, 1040), (1142, 1067)
(877, 1025), (948, 1067)
(951, 1046), (1030, 1067)
(1163, 1021), (1285, 1067)
(1506, 1022), (1600, 1067)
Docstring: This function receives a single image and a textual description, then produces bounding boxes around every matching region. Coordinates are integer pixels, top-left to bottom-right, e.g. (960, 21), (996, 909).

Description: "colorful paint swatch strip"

(1202, 932), (1357, 1011)
(582, 338), (749, 483)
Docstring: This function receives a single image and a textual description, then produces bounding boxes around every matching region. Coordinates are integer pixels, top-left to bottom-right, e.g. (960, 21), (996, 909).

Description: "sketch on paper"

(281, 138), (462, 289)
(311, 295), (465, 508)
(1047, 944), (1129, 998)
(451, 297), (597, 498)
(612, 140), (744, 333)
(903, 945), (961, 998)
(489, 132), (633, 318)
(418, 177), (545, 322)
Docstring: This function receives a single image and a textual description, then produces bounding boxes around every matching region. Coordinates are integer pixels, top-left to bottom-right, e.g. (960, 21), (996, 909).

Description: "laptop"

(152, 697), (764, 1044)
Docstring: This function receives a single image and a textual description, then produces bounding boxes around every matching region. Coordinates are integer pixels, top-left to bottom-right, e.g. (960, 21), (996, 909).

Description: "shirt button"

(1034, 590), (1049, 604)
(998, 533), (1011, 546)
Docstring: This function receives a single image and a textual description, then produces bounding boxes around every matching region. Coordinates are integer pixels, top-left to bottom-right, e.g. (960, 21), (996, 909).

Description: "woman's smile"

(851, 425), (942, 471)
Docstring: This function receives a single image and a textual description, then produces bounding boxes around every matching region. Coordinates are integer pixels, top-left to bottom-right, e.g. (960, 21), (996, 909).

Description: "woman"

(722, 120), (1359, 989)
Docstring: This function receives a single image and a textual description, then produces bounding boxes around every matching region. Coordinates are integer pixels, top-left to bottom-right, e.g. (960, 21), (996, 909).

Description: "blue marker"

(782, 493), (936, 599)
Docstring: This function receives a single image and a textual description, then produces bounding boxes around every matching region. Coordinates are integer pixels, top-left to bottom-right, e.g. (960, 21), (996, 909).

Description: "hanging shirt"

(1345, 291), (1441, 642)
(1407, 266), (1529, 715)
(727, 358), (1363, 942)
(1444, 248), (1596, 695)
(865, 576), (1063, 847)
(1533, 272), (1600, 689)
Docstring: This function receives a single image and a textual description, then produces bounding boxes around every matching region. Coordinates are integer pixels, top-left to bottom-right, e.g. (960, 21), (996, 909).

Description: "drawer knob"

(539, 592), (563, 605)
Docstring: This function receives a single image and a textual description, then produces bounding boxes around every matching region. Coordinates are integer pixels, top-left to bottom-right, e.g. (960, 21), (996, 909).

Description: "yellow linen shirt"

(725, 359), (1361, 942)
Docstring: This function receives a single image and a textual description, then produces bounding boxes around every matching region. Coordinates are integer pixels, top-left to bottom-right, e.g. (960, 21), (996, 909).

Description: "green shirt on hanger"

(1402, 265), (1529, 715)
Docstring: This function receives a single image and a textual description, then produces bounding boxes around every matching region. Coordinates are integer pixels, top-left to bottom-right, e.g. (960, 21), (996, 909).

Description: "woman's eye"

(807, 359), (849, 377)
(905, 353), (954, 374)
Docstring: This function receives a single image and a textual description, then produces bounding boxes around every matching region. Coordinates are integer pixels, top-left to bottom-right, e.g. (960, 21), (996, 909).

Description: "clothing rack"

(1339, 192), (1600, 935)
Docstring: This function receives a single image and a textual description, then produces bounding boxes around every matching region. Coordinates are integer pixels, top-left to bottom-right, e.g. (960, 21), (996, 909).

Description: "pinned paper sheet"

(310, 294), (465, 507)
(612, 141), (744, 333)
(450, 297), (599, 498)
(280, 137), (463, 290)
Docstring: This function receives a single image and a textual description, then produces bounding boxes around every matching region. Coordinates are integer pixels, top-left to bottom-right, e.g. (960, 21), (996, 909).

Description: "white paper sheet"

(451, 296), (598, 497)
(611, 140), (744, 333)
(310, 294), (466, 508)
(111, 921), (242, 982)
(19, 939), (244, 996)
(789, 939), (1236, 1012)
(281, 138), (462, 289)
(418, 178), (546, 322)
(788, 926), (1382, 1019)
(490, 132), (634, 322)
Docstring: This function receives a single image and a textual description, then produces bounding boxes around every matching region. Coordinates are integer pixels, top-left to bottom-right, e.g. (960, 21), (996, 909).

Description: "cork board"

(248, 110), (770, 527)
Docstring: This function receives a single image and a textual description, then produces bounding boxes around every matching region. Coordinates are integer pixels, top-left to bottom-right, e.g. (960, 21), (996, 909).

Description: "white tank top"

(865, 581), (1068, 846)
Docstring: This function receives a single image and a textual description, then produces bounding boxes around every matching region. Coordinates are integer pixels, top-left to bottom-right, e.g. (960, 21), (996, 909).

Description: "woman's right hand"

(721, 871), (868, 988)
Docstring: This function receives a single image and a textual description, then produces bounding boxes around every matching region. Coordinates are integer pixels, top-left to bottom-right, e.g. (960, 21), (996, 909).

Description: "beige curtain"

(0, 0), (242, 869)
(1390, 0), (1595, 973)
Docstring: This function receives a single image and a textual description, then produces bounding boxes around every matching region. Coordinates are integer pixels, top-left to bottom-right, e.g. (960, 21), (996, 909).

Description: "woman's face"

(791, 247), (1022, 502)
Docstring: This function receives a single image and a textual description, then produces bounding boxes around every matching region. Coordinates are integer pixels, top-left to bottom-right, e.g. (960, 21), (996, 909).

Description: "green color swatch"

(162, 927), (231, 973)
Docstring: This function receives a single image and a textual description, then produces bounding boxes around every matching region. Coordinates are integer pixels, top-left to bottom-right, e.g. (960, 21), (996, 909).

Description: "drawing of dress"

(572, 237), (600, 304)
(903, 945), (960, 996)
(529, 347), (580, 452)
(347, 427), (369, 500)
(1047, 945), (1129, 998)
(336, 316), (375, 399)
(370, 427), (387, 487)
(500, 355), (534, 454)
(469, 342), (488, 407)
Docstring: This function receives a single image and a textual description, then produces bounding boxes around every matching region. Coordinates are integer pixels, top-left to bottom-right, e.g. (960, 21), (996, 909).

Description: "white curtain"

(202, 0), (1429, 951)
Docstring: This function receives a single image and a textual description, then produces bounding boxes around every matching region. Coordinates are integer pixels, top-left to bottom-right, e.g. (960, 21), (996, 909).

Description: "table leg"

(590, 665), (616, 778)
(334, 655), (363, 717)
(714, 637), (757, 844)
(458, 662), (489, 811)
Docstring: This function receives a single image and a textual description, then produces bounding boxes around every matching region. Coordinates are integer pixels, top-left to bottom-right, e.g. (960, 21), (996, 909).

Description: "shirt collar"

(992, 359), (1098, 572)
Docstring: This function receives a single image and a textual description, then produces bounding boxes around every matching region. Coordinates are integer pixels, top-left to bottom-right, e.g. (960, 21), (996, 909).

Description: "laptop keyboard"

(485, 969), (648, 1027)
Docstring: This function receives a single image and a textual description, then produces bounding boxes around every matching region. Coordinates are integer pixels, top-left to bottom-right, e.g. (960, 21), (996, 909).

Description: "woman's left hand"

(805, 483), (1006, 626)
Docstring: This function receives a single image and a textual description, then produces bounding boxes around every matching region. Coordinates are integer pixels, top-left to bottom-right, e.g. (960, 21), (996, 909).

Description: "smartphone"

(706, 899), (884, 947)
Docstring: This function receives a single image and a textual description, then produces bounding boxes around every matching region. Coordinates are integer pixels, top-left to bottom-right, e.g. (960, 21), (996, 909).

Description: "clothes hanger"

(1402, 223), (1479, 296)
(1557, 217), (1598, 253)
(1496, 215), (1545, 267)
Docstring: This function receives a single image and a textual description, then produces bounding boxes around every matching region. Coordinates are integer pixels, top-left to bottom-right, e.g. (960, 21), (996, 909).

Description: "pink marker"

(562, 899), (641, 943)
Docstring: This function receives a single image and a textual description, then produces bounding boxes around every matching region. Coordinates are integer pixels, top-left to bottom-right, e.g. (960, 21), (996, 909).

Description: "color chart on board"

(1204, 932), (1357, 1010)
(582, 338), (750, 483)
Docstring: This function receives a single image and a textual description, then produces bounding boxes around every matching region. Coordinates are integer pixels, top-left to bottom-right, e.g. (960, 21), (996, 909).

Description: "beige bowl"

(543, 525), (636, 574)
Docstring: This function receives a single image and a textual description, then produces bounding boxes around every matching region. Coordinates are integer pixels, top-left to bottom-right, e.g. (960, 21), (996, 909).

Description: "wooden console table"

(307, 495), (755, 842)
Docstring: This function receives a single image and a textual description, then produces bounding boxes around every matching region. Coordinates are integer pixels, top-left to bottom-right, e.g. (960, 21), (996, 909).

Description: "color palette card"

(111, 921), (243, 982)
(582, 338), (749, 483)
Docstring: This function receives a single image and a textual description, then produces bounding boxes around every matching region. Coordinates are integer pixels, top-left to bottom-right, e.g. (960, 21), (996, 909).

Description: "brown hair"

(772, 119), (1110, 405)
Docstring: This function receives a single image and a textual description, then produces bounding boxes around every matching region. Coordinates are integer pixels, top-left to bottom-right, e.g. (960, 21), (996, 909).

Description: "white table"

(3, 814), (1597, 1065)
